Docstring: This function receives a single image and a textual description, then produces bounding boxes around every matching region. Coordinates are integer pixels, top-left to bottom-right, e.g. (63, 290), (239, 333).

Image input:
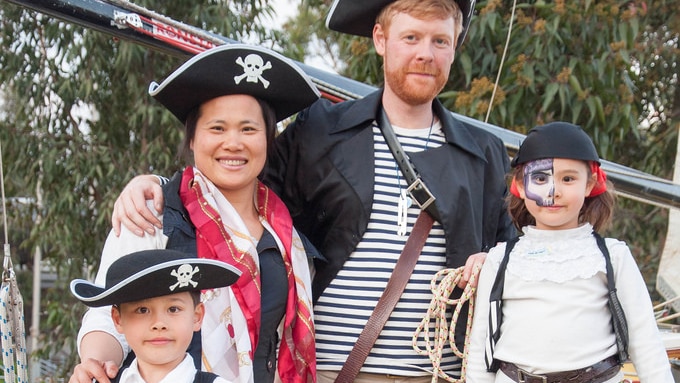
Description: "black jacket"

(266, 89), (517, 303)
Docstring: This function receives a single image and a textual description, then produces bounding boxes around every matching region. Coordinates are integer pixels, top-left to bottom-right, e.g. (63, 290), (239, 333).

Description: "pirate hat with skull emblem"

(325, 0), (476, 49)
(148, 43), (320, 123)
(70, 249), (241, 307)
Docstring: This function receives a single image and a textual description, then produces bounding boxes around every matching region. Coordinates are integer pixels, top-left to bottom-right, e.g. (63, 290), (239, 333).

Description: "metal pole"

(29, 159), (43, 382)
(657, 121), (680, 314)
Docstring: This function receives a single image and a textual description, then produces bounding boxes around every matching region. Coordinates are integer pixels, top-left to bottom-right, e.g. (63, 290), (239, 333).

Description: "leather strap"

(334, 211), (435, 383)
(377, 108), (441, 223)
(593, 232), (629, 362)
(499, 355), (620, 383)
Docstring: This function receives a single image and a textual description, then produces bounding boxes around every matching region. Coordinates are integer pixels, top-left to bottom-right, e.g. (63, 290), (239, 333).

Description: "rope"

(0, 271), (28, 383)
(484, 0), (518, 123)
(413, 265), (481, 383)
(0, 139), (29, 383)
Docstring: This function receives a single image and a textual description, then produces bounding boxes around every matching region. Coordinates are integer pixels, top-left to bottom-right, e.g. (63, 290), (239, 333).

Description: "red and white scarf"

(179, 166), (316, 382)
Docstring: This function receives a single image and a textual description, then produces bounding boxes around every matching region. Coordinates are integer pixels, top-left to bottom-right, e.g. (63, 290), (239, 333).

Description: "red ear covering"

(588, 162), (607, 197)
(510, 178), (521, 197)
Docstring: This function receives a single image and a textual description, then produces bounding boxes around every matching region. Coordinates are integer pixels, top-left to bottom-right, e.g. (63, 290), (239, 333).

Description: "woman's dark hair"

(506, 161), (617, 233)
(178, 97), (278, 172)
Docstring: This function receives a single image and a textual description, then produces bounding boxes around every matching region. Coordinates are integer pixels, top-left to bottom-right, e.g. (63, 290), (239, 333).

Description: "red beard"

(385, 62), (448, 105)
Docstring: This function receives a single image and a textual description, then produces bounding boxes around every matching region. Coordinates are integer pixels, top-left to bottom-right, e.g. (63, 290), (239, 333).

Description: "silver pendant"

(397, 190), (410, 236)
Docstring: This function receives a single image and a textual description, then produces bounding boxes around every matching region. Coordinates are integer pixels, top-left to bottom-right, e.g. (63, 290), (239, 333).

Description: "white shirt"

(466, 224), (674, 383)
(118, 354), (230, 383)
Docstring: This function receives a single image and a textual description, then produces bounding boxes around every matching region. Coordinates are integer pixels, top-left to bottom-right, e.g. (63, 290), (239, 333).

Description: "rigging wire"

(1, 140), (7, 246)
(485, 0), (518, 123)
(0, 139), (29, 383)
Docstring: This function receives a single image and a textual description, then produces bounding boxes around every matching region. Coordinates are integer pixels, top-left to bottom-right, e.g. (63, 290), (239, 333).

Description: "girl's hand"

(69, 358), (119, 383)
(458, 252), (486, 289)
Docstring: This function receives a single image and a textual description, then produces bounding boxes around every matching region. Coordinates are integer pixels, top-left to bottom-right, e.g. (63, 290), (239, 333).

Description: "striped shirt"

(314, 121), (462, 377)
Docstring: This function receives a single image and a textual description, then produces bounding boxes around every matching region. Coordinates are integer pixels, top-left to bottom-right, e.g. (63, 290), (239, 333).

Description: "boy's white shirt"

(118, 353), (230, 383)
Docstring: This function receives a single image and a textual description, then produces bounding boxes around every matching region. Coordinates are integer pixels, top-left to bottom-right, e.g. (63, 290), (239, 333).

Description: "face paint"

(523, 158), (555, 206)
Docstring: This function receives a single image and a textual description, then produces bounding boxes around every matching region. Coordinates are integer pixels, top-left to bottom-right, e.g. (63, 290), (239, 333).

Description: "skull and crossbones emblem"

(169, 264), (199, 291)
(234, 54), (272, 88)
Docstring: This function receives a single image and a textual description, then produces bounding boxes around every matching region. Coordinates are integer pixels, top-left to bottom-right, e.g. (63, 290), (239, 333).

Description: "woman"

(70, 44), (320, 383)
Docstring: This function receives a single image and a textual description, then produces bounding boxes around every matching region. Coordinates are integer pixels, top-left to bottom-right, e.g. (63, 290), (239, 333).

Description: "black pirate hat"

(325, 0), (476, 49)
(71, 249), (241, 307)
(511, 122), (601, 167)
(149, 43), (320, 123)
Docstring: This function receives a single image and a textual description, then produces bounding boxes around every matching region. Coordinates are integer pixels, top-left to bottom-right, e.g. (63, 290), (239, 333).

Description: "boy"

(70, 249), (241, 383)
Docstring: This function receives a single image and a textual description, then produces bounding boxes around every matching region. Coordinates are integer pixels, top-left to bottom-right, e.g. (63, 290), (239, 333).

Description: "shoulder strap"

(377, 108), (441, 222)
(193, 370), (220, 383)
(335, 211), (434, 383)
(592, 232), (629, 362)
(484, 236), (519, 372)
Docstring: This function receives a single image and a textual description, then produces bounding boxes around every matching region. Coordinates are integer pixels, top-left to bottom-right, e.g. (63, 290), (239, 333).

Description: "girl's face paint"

(523, 158), (555, 207)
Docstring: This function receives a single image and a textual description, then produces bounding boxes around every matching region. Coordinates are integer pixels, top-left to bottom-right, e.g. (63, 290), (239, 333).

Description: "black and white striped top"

(314, 121), (462, 377)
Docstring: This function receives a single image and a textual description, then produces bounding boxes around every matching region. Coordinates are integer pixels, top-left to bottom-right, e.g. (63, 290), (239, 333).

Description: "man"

(112, 0), (515, 381)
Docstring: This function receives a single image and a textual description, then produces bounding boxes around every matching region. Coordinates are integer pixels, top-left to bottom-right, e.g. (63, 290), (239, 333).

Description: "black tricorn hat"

(149, 43), (320, 123)
(70, 249), (241, 307)
(325, 0), (475, 49)
(511, 122), (601, 167)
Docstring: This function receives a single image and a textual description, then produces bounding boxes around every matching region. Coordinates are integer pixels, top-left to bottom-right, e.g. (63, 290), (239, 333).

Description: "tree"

(0, 0), (678, 378)
(0, 0), (281, 376)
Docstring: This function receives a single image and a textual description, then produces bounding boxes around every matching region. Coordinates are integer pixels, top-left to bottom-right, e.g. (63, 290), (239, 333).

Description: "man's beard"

(384, 62), (448, 105)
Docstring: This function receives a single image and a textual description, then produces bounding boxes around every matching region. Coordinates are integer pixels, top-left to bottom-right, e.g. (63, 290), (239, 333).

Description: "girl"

(466, 122), (673, 382)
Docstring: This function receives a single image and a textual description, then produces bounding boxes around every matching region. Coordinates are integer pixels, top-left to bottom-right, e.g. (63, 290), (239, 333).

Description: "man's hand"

(111, 174), (163, 237)
(69, 358), (119, 383)
(458, 252), (486, 289)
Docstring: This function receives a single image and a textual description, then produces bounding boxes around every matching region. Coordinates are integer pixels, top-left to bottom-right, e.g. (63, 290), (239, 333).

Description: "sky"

(270, 0), (336, 73)
(272, 0), (296, 24)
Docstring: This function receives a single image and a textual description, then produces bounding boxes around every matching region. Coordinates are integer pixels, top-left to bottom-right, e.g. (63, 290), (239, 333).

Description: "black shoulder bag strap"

(484, 236), (519, 372)
(593, 231), (630, 362)
(193, 370), (220, 383)
(377, 107), (441, 223)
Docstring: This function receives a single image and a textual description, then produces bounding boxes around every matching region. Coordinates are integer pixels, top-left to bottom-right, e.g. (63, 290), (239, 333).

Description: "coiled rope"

(413, 265), (481, 383)
(0, 139), (28, 383)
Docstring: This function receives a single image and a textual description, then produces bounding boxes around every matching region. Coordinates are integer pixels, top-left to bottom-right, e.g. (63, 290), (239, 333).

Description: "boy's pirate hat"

(325, 0), (475, 49)
(70, 249), (241, 307)
(148, 43), (320, 123)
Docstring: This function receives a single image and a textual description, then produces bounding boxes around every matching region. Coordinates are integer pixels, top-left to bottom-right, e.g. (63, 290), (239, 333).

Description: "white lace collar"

(504, 223), (607, 283)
